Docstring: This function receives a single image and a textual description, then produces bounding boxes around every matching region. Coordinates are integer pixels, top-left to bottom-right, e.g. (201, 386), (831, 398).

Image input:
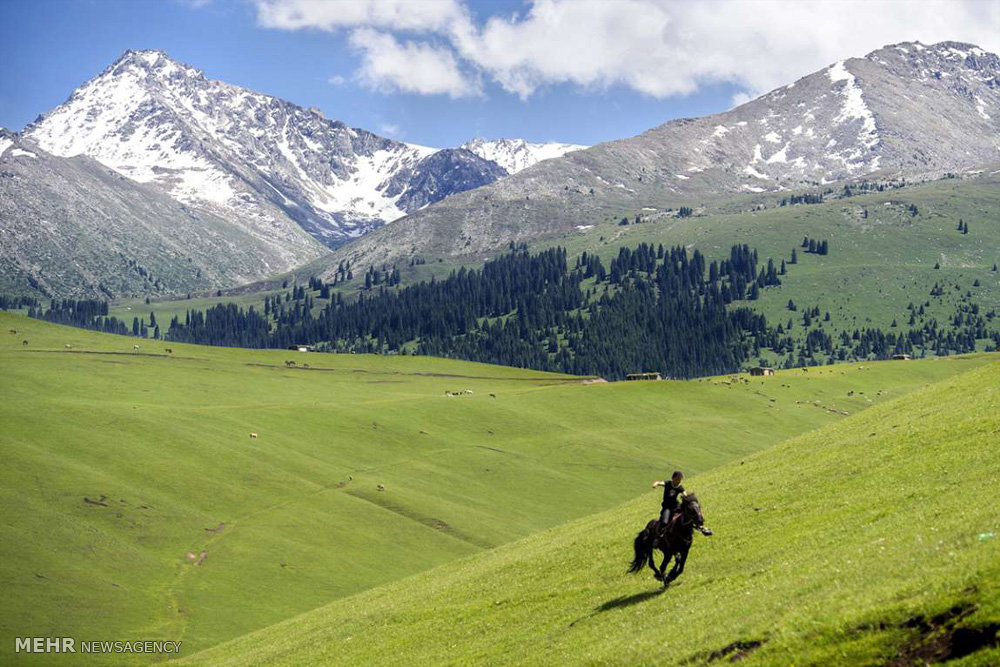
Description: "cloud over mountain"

(253, 0), (1000, 102)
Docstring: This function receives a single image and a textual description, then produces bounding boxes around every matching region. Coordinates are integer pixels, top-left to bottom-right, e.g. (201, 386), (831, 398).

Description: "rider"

(652, 470), (712, 535)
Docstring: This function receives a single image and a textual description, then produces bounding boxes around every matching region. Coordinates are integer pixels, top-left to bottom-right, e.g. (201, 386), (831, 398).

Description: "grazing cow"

(65, 344), (72, 349)
(489, 393), (497, 398)
(8, 329), (16, 334)
(250, 432), (258, 439)
(133, 344), (140, 352)
(22, 340), (28, 346)
(464, 389), (474, 395)
(285, 360), (296, 367)
(376, 483), (386, 492)
(165, 348), (173, 354)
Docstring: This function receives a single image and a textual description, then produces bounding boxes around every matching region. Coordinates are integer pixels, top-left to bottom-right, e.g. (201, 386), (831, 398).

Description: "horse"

(628, 493), (706, 586)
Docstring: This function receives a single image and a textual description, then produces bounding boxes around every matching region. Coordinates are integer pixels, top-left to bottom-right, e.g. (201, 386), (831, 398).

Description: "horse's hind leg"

(647, 549), (663, 579)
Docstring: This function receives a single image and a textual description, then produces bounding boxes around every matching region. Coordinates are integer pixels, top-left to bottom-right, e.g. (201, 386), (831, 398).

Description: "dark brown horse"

(628, 492), (707, 586)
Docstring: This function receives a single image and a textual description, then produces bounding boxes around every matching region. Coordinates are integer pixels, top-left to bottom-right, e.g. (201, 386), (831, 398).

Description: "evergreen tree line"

(25, 298), (132, 336)
(164, 244), (779, 379)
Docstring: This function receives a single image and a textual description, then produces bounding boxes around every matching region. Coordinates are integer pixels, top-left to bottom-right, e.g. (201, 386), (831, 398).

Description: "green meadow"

(0, 311), (993, 663)
(108, 174), (1000, 366)
(185, 358), (1000, 666)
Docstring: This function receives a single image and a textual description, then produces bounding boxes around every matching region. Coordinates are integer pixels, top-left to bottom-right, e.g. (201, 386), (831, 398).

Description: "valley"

(0, 312), (992, 662)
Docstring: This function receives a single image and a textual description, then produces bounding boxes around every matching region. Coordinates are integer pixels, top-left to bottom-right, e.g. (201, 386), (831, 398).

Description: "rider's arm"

(651, 480), (665, 488)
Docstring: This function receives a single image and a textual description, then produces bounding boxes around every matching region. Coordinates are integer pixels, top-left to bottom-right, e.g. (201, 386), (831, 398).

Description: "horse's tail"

(628, 525), (652, 573)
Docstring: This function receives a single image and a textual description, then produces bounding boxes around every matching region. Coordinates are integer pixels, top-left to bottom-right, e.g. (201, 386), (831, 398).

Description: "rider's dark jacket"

(661, 482), (684, 515)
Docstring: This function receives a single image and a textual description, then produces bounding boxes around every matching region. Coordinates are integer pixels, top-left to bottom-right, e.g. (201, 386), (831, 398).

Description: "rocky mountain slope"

(461, 138), (587, 174)
(23, 50), (505, 248)
(324, 41), (1000, 274)
(0, 129), (321, 298)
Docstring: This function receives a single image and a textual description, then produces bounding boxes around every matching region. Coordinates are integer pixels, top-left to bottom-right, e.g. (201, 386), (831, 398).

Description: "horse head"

(681, 492), (705, 526)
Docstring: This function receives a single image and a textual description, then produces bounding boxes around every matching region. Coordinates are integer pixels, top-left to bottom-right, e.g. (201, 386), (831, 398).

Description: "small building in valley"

(625, 372), (662, 381)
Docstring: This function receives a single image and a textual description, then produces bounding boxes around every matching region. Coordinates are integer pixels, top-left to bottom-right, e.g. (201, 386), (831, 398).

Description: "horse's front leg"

(665, 547), (689, 583)
(656, 549), (674, 583)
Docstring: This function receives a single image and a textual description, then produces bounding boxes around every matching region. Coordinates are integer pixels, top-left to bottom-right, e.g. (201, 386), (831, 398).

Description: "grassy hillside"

(543, 173), (1000, 356)
(0, 313), (991, 663)
(113, 174), (1000, 370)
(185, 359), (1000, 666)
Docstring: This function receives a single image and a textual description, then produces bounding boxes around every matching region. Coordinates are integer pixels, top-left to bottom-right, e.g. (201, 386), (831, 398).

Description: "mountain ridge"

(320, 40), (1000, 275)
(23, 49), (506, 247)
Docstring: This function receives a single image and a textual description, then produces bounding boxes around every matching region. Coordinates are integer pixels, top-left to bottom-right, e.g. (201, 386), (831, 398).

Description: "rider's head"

(671, 470), (684, 487)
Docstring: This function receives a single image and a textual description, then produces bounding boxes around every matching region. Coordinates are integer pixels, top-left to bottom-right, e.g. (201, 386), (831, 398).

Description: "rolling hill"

(182, 358), (1000, 666)
(0, 312), (992, 663)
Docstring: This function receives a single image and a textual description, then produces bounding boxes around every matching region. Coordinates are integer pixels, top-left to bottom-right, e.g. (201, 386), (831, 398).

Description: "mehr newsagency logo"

(15, 637), (182, 654)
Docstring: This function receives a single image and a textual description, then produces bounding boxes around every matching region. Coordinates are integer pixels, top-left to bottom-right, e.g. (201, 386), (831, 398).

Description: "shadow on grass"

(596, 587), (667, 613)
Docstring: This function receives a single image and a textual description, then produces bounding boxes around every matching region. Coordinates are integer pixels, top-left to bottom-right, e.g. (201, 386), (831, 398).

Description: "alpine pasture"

(185, 359), (1000, 666)
(1, 311), (993, 663)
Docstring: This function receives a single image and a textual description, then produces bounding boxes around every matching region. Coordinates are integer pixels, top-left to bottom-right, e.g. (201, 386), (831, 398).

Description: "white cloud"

(255, 0), (467, 33)
(349, 28), (481, 98)
(327, 74), (346, 85)
(378, 122), (402, 137)
(730, 91), (755, 109)
(254, 0), (1000, 100)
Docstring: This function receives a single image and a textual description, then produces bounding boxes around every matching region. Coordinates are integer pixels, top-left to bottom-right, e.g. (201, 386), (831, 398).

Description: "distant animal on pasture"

(464, 389), (473, 395)
(22, 339), (28, 346)
(65, 344), (71, 349)
(165, 348), (173, 354)
(250, 433), (258, 439)
(8, 329), (16, 334)
(133, 344), (140, 352)
(629, 493), (711, 586)
(285, 360), (296, 367)
(489, 393), (497, 398)
(376, 483), (386, 492)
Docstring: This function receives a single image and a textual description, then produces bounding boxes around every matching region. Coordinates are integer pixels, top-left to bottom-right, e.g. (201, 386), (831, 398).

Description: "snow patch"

(764, 131), (782, 143)
(0, 137), (12, 157)
(975, 96), (991, 120)
(10, 148), (37, 159)
(766, 143), (789, 164)
(462, 138), (586, 174)
(827, 60), (879, 153)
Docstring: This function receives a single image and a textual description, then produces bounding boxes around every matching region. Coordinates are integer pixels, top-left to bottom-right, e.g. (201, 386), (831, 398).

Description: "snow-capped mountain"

(327, 40), (1000, 272)
(1, 129), (324, 298)
(24, 50), (505, 248)
(461, 138), (587, 175)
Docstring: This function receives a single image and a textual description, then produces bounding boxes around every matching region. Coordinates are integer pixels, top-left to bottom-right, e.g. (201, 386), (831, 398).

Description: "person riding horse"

(629, 473), (713, 585)
(652, 471), (712, 536)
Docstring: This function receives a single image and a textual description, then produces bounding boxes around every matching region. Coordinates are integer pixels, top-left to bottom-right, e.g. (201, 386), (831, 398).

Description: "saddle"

(656, 512), (683, 537)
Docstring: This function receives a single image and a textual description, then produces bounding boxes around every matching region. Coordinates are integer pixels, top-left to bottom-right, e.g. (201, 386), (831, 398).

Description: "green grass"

(117, 174), (1000, 364)
(540, 174), (1000, 354)
(1, 312), (992, 663)
(184, 358), (1000, 666)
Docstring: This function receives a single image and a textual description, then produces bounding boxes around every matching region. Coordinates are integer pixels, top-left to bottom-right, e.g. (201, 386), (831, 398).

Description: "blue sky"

(1, 0), (997, 148)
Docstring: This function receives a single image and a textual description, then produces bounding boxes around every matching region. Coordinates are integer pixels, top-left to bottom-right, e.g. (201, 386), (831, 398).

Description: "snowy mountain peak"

(461, 138), (587, 174)
(24, 50), (505, 247)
